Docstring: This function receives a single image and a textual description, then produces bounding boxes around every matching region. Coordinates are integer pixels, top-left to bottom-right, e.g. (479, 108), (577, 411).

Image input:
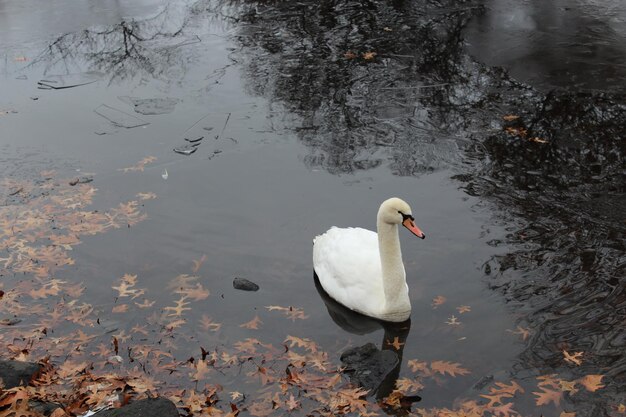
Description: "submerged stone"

(0, 360), (41, 388)
(94, 397), (178, 417)
(233, 277), (259, 291)
(340, 343), (399, 396)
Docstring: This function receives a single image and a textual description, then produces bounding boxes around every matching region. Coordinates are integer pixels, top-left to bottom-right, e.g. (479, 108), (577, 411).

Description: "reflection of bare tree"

(30, 5), (200, 82)
(231, 0), (486, 175)
(469, 92), (626, 413)
(226, 0), (626, 412)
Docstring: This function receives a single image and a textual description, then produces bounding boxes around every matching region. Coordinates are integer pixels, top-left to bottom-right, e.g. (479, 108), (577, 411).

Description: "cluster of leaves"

(0, 171), (150, 279)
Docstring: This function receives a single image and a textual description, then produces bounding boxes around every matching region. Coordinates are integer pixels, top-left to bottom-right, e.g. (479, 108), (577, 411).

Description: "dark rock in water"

(94, 397), (179, 417)
(0, 360), (41, 388)
(29, 400), (62, 416)
(69, 176), (94, 186)
(0, 317), (21, 325)
(340, 343), (399, 395)
(233, 277), (259, 291)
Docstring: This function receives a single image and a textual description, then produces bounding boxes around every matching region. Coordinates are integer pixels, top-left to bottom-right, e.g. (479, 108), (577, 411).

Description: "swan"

(313, 197), (425, 322)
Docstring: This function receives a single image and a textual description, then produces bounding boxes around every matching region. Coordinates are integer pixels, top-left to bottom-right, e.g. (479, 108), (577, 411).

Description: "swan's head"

(378, 197), (425, 239)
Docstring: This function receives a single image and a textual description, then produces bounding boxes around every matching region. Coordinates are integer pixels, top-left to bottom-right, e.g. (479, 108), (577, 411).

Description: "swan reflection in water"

(314, 275), (421, 414)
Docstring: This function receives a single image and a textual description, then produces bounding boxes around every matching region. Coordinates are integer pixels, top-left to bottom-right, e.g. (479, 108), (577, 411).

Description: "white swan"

(313, 198), (425, 322)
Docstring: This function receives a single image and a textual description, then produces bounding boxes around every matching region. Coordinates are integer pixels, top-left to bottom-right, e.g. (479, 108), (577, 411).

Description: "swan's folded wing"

(313, 227), (385, 315)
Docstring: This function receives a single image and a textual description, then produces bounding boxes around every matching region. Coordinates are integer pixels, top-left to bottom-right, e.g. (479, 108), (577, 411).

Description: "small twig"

(217, 112), (231, 140)
(380, 83), (449, 90)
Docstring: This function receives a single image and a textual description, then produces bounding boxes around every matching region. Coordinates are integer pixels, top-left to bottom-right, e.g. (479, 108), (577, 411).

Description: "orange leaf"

(362, 51), (377, 60)
(507, 326), (531, 341)
(456, 305), (471, 314)
(533, 386), (562, 406)
(240, 315), (263, 330)
(285, 394), (299, 411)
(51, 408), (69, 417)
(112, 304), (128, 313)
(386, 337), (404, 350)
(431, 295), (446, 308)
(407, 359), (429, 374)
(563, 350), (583, 366)
(578, 374), (604, 392)
(430, 360), (469, 377)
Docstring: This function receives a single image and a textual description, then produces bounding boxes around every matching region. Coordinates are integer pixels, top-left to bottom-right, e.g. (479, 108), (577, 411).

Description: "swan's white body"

(313, 198), (424, 322)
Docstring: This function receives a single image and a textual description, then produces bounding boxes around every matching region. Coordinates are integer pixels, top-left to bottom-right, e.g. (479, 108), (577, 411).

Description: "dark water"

(465, 0), (626, 92)
(0, 0), (624, 415)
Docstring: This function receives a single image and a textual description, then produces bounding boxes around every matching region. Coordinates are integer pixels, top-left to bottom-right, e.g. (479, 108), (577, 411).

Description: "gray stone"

(340, 343), (399, 395)
(94, 397), (178, 417)
(0, 360), (41, 388)
(233, 277), (259, 291)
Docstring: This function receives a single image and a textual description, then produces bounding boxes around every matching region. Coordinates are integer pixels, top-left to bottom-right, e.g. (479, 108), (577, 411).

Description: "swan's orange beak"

(403, 218), (425, 239)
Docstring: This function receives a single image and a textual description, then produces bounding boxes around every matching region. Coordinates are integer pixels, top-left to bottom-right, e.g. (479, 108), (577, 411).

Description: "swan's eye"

(398, 211), (414, 221)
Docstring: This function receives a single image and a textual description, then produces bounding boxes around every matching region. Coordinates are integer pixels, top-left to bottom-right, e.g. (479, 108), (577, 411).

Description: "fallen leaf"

(285, 394), (300, 411)
(563, 350), (583, 366)
(240, 315), (263, 330)
(136, 192), (157, 200)
(395, 377), (424, 393)
(134, 299), (155, 308)
(50, 408), (69, 417)
(199, 315), (221, 332)
(430, 361), (469, 377)
(192, 254), (207, 273)
(407, 359), (429, 374)
(344, 51), (357, 59)
(175, 283), (209, 301)
(164, 296), (191, 317)
(456, 305), (471, 314)
(505, 126), (528, 138)
(265, 305), (309, 321)
(507, 326), (531, 341)
(502, 115), (520, 121)
(112, 304), (128, 313)
(533, 386), (562, 406)
(558, 379), (578, 395)
(445, 315), (461, 326)
(386, 337), (404, 350)
(362, 51), (377, 60)
(431, 295), (446, 308)
(480, 392), (512, 408)
(119, 156), (157, 173)
(578, 374), (604, 392)
(488, 380), (524, 396)
(190, 360), (212, 381)
(284, 335), (317, 352)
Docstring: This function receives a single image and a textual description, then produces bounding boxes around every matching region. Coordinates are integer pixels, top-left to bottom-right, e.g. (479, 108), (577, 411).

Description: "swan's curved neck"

(377, 217), (410, 315)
